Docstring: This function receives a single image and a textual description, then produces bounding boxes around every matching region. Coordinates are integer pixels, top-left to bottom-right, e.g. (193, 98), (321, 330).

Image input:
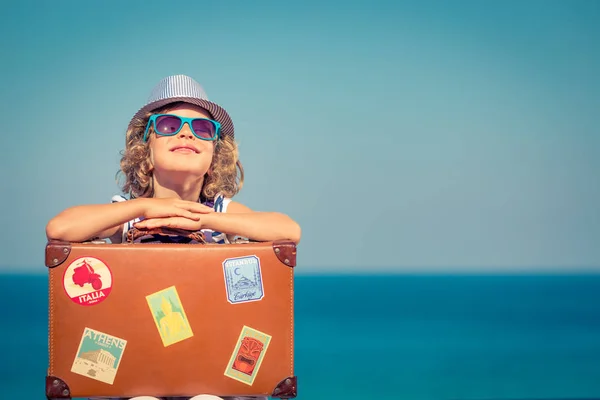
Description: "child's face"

(148, 103), (215, 180)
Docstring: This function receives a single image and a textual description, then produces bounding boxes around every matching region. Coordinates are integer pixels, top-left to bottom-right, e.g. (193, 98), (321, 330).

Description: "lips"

(170, 144), (199, 153)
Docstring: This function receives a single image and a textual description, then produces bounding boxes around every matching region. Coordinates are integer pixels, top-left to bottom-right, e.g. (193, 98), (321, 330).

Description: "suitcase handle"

(125, 227), (206, 244)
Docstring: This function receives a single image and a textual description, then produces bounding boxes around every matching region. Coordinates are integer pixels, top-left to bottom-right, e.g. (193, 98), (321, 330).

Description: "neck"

(152, 173), (205, 201)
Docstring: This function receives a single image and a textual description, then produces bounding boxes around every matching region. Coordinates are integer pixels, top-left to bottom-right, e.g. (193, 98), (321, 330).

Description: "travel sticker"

(146, 286), (194, 347)
(223, 255), (264, 304)
(224, 325), (272, 385)
(70, 327), (127, 385)
(63, 257), (112, 306)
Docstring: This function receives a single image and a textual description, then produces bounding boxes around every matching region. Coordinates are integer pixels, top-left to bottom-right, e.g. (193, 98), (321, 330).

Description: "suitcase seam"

(290, 267), (293, 377)
(49, 268), (54, 375)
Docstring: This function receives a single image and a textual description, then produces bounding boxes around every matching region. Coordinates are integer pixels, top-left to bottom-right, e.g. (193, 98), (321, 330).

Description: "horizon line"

(2, 265), (600, 277)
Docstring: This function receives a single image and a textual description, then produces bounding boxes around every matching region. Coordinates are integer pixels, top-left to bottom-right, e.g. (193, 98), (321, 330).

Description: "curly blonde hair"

(117, 102), (244, 201)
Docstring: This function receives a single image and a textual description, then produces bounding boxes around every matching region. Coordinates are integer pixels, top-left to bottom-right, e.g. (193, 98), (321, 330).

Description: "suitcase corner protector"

(45, 241), (72, 268)
(272, 241), (297, 268)
(45, 375), (71, 399)
(272, 375), (297, 398)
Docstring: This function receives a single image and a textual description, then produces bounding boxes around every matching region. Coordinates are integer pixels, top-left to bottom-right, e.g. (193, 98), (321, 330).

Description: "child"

(46, 74), (301, 245)
(46, 74), (301, 400)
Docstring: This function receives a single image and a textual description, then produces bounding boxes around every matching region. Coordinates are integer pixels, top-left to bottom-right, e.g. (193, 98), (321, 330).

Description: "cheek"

(200, 142), (216, 156)
(148, 140), (168, 165)
(200, 144), (216, 163)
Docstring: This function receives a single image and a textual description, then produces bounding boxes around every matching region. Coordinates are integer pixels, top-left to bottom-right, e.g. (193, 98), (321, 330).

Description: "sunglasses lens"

(192, 119), (217, 139)
(155, 115), (183, 135)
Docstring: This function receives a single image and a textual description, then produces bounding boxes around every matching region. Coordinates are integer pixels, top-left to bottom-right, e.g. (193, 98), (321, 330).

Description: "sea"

(2, 273), (600, 400)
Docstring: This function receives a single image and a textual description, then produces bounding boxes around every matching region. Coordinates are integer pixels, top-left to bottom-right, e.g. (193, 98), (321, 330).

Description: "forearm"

(203, 212), (301, 244)
(46, 199), (147, 242)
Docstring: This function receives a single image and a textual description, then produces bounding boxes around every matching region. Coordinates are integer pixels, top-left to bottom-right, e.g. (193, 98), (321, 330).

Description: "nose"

(178, 122), (195, 138)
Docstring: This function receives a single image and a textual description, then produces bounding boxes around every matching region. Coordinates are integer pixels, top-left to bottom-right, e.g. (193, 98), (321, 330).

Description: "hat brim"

(129, 97), (234, 139)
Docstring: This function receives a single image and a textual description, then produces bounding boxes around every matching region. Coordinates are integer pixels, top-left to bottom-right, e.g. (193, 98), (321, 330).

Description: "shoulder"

(211, 193), (230, 212)
(209, 192), (253, 214)
(112, 194), (128, 203)
(210, 194), (252, 213)
(110, 194), (140, 243)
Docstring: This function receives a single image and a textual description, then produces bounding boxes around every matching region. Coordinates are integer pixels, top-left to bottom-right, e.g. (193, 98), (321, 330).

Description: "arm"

(203, 201), (302, 244)
(45, 198), (214, 243)
(45, 199), (147, 243)
(133, 201), (302, 244)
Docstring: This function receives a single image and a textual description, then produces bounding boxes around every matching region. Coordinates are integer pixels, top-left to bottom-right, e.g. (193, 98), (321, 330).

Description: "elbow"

(288, 220), (302, 245)
(271, 213), (301, 245)
(45, 218), (68, 241)
(45, 219), (61, 241)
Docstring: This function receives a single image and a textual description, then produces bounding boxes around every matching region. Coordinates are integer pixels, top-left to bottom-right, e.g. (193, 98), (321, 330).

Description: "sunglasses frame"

(143, 114), (221, 142)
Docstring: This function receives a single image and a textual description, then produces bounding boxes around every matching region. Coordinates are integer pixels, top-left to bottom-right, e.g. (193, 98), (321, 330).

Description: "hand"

(140, 198), (214, 221)
(133, 215), (206, 231)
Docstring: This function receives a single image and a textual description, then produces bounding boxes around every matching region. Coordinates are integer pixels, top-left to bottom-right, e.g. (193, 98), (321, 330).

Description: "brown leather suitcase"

(44, 236), (297, 400)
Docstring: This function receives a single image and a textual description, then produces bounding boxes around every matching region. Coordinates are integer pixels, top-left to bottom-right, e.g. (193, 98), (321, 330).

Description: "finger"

(135, 218), (173, 229)
(136, 217), (200, 231)
(171, 208), (202, 221)
(168, 218), (201, 230)
(175, 199), (214, 213)
(188, 203), (215, 214)
(134, 218), (166, 229)
(147, 209), (200, 221)
(133, 220), (150, 229)
(174, 203), (213, 216)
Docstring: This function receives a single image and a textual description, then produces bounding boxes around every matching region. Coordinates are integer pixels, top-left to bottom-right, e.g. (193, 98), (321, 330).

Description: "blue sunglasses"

(143, 114), (221, 142)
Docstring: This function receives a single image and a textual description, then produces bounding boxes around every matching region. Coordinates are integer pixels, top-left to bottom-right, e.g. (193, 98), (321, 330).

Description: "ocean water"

(2, 273), (600, 400)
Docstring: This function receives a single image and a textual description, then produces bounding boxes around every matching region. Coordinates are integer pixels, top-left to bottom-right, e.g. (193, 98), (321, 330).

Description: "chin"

(155, 164), (207, 177)
(169, 167), (207, 176)
(153, 156), (210, 176)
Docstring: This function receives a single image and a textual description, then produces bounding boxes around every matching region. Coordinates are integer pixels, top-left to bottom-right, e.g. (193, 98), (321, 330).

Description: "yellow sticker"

(71, 327), (127, 385)
(224, 325), (272, 385)
(146, 286), (194, 347)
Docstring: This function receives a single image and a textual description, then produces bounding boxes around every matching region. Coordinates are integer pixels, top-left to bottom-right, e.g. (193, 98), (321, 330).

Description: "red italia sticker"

(63, 257), (113, 306)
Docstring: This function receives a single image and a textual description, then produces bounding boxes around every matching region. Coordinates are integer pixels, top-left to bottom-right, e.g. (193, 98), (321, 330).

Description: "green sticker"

(146, 286), (194, 347)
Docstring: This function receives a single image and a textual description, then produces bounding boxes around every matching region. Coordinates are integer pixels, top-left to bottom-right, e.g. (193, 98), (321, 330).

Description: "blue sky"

(0, 0), (598, 274)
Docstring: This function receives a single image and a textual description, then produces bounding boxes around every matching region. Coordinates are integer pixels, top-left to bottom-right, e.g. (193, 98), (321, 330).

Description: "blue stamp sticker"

(223, 256), (264, 304)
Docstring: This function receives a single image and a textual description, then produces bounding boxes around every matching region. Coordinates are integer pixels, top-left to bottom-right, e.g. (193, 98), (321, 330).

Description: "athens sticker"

(71, 327), (127, 385)
(224, 325), (272, 385)
(146, 286), (194, 347)
(63, 257), (112, 306)
(223, 255), (264, 304)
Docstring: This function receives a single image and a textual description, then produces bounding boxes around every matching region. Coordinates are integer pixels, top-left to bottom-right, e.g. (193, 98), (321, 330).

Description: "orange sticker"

(63, 257), (113, 306)
(224, 326), (272, 385)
